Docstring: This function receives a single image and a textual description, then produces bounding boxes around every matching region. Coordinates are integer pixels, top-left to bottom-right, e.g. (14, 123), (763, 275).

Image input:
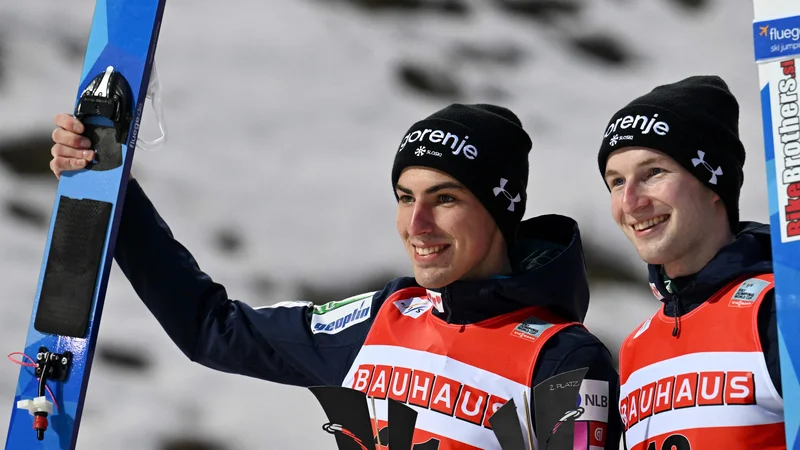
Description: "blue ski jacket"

(648, 221), (783, 396)
(113, 179), (623, 448)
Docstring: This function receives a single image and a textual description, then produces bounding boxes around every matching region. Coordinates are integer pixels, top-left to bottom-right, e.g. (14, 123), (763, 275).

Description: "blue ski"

(752, 1), (800, 448)
(5, 1), (167, 448)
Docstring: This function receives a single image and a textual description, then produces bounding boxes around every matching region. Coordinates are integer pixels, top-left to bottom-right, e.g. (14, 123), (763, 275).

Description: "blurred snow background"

(0, 0), (770, 448)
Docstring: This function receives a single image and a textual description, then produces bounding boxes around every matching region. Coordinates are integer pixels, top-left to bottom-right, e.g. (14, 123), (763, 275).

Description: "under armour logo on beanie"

(691, 150), (724, 185)
(596, 75), (746, 230)
(391, 103), (532, 246)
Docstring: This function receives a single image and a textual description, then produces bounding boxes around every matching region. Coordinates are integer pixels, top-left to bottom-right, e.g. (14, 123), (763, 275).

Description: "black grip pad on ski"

(488, 399), (527, 450)
(34, 196), (112, 338)
(387, 399), (418, 450)
(83, 124), (123, 171)
(533, 367), (589, 450)
(308, 386), (377, 450)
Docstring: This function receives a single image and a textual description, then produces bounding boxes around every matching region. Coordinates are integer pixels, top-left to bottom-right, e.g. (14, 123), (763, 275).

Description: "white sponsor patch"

(729, 278), (771, 307)
(426, 289), (445, 313)
(310, 296), (373, 335)
(393, 297), (432, 319)
(633, 316), (653, 340)
(511, 316), (553, 341)
(578, 379), (609, 423)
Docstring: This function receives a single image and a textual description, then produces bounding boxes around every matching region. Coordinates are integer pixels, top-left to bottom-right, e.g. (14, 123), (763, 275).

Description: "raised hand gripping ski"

(752, 1), (800, 448)
(5, 1), (167, 448)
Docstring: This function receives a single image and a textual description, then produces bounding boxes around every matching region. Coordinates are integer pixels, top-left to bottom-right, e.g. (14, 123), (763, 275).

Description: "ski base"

(4, 1), (167, 448)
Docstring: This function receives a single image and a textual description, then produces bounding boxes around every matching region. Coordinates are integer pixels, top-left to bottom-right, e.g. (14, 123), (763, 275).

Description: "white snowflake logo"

(609, 134), (619, 146)
(415, 146), (426, 157)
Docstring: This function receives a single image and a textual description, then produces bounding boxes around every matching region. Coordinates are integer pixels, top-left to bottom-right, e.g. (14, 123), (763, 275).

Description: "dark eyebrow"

(603, 168), (620, 180)
(636, 157), (663, 168)
(604, 157), (664, 179)
(395, 181), (466, 195)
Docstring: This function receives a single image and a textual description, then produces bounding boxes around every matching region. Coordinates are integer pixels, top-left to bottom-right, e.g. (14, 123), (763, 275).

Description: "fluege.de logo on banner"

(754, 15), (800, 61)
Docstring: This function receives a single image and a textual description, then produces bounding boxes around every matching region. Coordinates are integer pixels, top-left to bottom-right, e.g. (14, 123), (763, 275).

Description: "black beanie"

(596, 75), (746, 230)
(391, 103), (532, 246)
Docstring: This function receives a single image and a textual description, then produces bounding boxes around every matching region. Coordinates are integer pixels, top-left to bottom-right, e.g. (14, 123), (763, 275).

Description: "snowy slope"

(0, 0), (769, 448)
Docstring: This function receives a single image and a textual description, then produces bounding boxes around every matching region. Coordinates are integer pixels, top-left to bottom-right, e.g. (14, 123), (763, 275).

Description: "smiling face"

(603, 147), (731, 277)
(395, 167), (510, 289)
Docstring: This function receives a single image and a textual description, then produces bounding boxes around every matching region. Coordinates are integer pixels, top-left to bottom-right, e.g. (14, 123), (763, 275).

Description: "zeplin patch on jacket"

(310, 292), (376, 335)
